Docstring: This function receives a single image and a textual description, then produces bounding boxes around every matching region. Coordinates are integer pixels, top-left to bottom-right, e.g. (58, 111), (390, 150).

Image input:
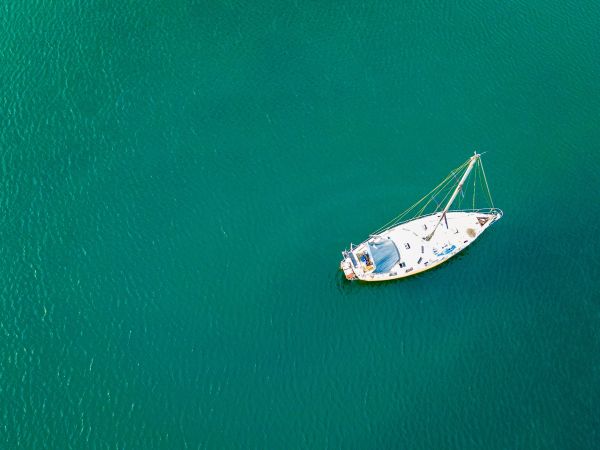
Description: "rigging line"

(416, 176), (455, 220)
(479, 157), (494, 208)
(479, 162), (490, 207)
(449, 168), (466, 199)
(415, 166), (464, 218)
(458, 173), (464, 209)
(435, 179), (455, 212)
(373, 159), (470, 234)
(477, 163), (487, 207)
(415, 174), (455, 218)
(418, 159), (470, 211)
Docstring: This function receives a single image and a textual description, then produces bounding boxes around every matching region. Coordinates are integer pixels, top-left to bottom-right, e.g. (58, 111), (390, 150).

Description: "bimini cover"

(368, 239), (400, 274)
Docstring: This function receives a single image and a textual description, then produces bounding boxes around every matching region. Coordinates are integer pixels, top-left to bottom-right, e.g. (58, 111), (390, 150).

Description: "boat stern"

(340, 251), (357, 280)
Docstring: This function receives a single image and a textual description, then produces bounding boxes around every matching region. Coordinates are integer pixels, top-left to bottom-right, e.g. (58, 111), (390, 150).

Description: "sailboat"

(340, 152), (503, 281)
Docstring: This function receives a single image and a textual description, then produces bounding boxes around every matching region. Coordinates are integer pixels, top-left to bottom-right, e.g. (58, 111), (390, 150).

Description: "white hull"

(340, 209), (503, 281)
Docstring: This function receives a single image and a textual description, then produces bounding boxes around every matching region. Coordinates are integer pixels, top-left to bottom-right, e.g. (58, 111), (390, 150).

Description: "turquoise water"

(2, 1), (600, 448)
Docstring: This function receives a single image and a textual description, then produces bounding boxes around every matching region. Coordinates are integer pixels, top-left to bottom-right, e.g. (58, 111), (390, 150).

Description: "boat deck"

(341, 210), (502, 281)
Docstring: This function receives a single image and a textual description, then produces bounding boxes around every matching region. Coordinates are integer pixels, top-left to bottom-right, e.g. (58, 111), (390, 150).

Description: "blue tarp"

(434, 244), (456, 257)
(368, 239), (400, 273)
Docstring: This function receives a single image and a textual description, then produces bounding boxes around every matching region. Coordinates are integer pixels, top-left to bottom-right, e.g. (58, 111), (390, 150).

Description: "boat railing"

(342, 208), (503, 255)
(378, 207), (503, 233)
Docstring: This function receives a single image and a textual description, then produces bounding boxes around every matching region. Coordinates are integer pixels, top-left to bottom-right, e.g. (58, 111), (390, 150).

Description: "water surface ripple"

(1, 0), (599, 448)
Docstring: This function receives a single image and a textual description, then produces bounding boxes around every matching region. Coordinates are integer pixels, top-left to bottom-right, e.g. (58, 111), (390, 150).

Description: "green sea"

(2, 0), (599, 448)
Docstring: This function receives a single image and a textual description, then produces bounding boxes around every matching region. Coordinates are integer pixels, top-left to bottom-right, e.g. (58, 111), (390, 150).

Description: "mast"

(425, 153), (480, 241)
